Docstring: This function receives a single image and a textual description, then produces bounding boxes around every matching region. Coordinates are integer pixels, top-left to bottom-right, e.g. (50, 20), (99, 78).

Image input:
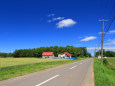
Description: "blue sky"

(0, 0), (115, 55)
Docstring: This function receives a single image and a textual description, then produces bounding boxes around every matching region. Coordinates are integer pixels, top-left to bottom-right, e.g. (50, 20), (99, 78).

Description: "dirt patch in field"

(110, 64), (115, 69)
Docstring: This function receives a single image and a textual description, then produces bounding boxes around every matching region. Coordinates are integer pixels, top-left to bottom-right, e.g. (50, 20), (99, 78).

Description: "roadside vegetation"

(0, 57), (87, 81)
(94, 58), (115, 86)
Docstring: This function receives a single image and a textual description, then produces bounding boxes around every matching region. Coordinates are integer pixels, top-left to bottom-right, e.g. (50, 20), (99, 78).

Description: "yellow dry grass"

(0, 58), (70, 68)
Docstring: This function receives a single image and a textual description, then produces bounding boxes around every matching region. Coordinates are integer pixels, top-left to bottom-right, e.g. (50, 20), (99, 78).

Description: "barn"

(42, 52), (54, 58)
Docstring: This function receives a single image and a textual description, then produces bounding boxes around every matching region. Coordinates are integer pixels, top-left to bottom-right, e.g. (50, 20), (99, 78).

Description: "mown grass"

(0, 57), (86, 81)
(94, 59), (115, 86)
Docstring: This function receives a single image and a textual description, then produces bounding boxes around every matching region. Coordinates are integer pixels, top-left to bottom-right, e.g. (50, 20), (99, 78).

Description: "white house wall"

(58, 54), (66, 57)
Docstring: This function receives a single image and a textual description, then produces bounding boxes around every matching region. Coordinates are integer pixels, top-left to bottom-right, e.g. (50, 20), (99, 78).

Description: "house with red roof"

(42, 52), (54, 58)
(58, 52), (71, 58)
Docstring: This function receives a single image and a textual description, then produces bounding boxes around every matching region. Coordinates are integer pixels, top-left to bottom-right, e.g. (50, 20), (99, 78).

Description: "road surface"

(0, 58), (94, 86)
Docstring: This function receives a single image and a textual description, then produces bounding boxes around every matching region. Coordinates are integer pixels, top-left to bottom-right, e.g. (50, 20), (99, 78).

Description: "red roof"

(42, 52), (53, 56)
(58, 53), (65, 55)
(58, 52), (71, 55)
(67, 54), (71, 56)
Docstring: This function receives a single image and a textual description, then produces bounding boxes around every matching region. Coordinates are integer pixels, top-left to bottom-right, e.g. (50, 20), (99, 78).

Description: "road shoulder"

(81, 59), (95, 86)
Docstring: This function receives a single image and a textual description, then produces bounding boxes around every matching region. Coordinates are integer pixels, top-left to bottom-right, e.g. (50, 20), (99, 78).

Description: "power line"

(104, 16), (115, 37)
(97, 0), (115, 51)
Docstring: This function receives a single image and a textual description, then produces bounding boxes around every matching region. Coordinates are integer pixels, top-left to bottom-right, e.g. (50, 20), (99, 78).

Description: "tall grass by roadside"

(94, 59), (115, 86)
(0, 58), (86, 81)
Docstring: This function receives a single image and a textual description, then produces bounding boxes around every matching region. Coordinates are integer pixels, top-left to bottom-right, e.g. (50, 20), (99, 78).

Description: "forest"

(0, 46), (91, 58)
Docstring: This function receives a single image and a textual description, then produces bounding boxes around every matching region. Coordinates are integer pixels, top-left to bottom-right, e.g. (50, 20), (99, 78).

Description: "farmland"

(0, 58), (72, 68)
(0, 57), (85, 81)
(107, 58), (115, 67)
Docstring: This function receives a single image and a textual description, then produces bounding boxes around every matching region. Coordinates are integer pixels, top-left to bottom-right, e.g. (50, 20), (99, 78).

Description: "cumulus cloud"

(99, 30), (115, 34)
(48, 14), (55, 17)
(56, 19), (76, 28)
(52, 17), (64, 21)
(87, 46), (115, 50)
(80, 36), (97, 41)
(104, 39), (115, 45)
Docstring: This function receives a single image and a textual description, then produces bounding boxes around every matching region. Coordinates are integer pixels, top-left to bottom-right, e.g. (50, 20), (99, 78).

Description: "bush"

(103, 58), (109, 65)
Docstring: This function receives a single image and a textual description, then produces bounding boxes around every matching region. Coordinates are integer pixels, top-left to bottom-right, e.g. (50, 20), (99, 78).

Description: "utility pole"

(99, 19), (108, 65)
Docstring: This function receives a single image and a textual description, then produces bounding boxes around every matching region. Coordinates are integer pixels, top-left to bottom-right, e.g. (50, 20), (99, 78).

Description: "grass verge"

(0, 58), (86, 81)
(94, 59), (115, 86)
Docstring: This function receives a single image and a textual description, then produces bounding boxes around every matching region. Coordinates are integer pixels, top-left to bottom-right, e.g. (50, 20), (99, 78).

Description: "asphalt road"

(0, 58), (94, 86)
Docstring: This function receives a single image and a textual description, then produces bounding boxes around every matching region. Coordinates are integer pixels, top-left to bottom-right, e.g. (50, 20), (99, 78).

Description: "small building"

(42, 52), (54, 58)
(58, 52), (71, 58)
(98, 56), (101, 59)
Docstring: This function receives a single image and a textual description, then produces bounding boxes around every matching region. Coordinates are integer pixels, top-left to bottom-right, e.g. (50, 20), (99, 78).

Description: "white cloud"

(48, 20), (52, 23)
(87, 46), (115, 50)
(48, 14), (55, 17)
(48, 17), (64, 22)
(80, 36), (97, 41)
(56, 19), (76, 28)
(53, 17), (64, 21)
(98, 32), (105, 34)
(99, 30), (115, 34)
(108, 30), (115, 34)
(104, 39), (115, 45)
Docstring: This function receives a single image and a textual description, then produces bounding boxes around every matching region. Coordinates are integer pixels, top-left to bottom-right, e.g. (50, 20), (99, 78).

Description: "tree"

(96, 50), (115, 57)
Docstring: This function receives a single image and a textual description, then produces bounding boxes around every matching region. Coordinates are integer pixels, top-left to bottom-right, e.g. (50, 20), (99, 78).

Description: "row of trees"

(0, 46), (92, 58)
(0, 53), (13, 57)
(96, 49), (115, 57)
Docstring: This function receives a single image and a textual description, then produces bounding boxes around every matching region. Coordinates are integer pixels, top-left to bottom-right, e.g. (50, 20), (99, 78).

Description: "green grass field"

(0, 58), (74, 68)
(107, 58), (115, 67)
(0, 57), (85, 81)
(94, 58), (115, 86)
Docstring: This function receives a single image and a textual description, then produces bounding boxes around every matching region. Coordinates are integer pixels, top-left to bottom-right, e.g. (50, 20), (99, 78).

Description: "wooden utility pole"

(99, 19), (108, 65)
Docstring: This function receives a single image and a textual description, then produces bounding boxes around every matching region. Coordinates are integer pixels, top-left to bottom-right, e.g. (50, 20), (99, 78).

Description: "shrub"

(103, 58), (109, 65)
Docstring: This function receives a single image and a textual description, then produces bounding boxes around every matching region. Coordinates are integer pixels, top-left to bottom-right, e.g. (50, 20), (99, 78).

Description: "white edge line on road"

(36, 75), (59, 86)
(70, 66), (77, 69)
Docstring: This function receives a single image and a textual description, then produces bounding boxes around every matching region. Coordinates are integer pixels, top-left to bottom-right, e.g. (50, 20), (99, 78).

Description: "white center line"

(36, 75), (59, 86)
(70, 66), (77, 69)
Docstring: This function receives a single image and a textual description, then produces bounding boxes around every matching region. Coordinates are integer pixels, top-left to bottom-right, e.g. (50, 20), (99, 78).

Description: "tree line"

(0, 53), (13, 57)
(96, 49), (115, 57)
(0, 46), (92, 58)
